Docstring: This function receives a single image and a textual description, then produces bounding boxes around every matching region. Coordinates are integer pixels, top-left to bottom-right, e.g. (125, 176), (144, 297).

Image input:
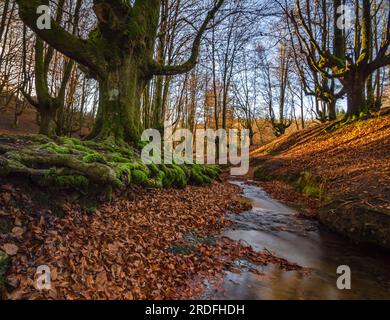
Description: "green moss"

(190, 165), (212, 185)
(137, 140), (149, 150)
(1, 135), (221, 197)
(72, 144), (96, 154)
(114, 162), (132, 182)
(41, 142), (70, 154)
(108, 153), (130, 163)
(59, 138), (102, 155)
(157, 164), (189, 188)
(159, 164), (175, 187)
(203, 165), (222, 180)
(41, 171), (89, 189)
(148, 164), (165, 188)
(180, 165), (191, 180)
(172, 164), (187, 188)
(296, 171), (324, 198)
(58, 137), (78, 146)
(83, 153), (107, 164)
(132, 169), (149, 185)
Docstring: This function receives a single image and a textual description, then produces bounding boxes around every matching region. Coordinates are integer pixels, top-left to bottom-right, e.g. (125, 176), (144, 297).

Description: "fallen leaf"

(2, 243), (19, 256)
(14, 217), (22, 226)
(12, 227), (24, 237)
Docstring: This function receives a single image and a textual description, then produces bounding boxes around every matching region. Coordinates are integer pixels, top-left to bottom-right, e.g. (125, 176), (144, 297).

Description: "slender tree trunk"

(152, 76), (164, 131)
(328, 101), (337, 120)
(300, 83), (305, 129)
(79, 77), (86, 137)
(143, 83), (151, 129)
(249, 127), (254, 146)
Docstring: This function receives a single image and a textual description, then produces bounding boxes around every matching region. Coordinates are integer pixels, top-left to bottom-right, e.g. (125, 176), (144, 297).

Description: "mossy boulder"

(190, 165), (212, 185)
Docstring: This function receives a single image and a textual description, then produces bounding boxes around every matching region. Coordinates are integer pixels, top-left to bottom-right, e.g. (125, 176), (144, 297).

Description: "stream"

(206, 181), (390, 300)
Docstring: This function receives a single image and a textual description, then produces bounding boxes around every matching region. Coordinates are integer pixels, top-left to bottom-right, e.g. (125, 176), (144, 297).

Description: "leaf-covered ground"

(0, 178), (302, 300)
(251, 115), (390, 213)
(247, 114), (390, 249)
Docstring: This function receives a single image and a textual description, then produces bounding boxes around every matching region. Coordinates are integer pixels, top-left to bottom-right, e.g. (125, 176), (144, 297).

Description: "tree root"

(0, 134), (221, 193)
(0, 151), (122, 188)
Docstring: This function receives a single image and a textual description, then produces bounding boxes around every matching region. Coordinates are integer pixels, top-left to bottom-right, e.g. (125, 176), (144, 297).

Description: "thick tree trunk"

(16, 0), (225, 145)
(88, 57), (147, 143)
(328, 101), (337, 120)
(39, 109), (56, 136)
(345, 72), (366, 117)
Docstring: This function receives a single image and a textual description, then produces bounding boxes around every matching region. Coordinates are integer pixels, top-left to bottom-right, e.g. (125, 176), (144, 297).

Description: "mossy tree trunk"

(87, 55), (148, 142)
(341, 0), (373, 117)
(327, 100), (337, 121)
(39, 107), (57, 136)
(292, 0), (390, 119)
(20, 0), (78, 137)
(16, 0), (225, 144)
(344, 72), (365, 116)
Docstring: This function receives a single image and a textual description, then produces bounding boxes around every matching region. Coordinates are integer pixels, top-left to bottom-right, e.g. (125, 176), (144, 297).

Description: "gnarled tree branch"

(148, 0), (225, 76)
(16, 0), (106, 78)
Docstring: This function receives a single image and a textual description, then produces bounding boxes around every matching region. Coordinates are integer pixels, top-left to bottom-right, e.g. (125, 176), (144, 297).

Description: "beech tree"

(21, 0), (81, 136)
(16, 0), (225, 143)
(258, 43), (293, 137)
(286, 1), (343, 122)
(291, 0), (390, 117)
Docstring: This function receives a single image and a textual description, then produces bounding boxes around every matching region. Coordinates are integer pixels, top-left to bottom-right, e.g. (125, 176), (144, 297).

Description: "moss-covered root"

(0, 135), (222, 193)
(0, 150), (122, 189)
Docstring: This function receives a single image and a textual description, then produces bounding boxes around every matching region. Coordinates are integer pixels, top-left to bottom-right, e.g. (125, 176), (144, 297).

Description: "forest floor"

(0, 104), (92, 137)
(0, 177), (303, 300)
(0, 104), (307, 300)
(0, 105), (39, 136)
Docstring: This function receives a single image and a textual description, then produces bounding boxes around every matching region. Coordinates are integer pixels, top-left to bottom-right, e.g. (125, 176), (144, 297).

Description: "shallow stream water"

(206, 181), (390, 300)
